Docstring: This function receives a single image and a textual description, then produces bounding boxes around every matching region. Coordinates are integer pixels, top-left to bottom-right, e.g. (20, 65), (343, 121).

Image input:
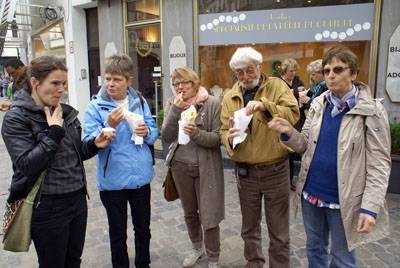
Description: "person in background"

(276, 58), (305, 191)
(0, 76), (3, 97)
(299, 59), (328, 111)
(3, 75), (9, 98)
(268, 47), (391, 268)
(5, 58), (25, 98)
(2, 55), (115, 267)
(161, 67), (224, 268)
(83, 54), (158, 268)
(220, 47), (299, 268)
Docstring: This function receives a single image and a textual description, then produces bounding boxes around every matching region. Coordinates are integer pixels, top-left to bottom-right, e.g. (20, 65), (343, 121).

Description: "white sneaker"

(208, 261), (219, 268)
(183, 248), (204, 267)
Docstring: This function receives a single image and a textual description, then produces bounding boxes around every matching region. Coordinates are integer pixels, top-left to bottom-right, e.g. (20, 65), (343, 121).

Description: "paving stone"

(376, 252), (395, 265)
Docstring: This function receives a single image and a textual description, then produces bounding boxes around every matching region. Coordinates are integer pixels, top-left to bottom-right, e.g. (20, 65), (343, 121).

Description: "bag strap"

(25, 171), (46, 205)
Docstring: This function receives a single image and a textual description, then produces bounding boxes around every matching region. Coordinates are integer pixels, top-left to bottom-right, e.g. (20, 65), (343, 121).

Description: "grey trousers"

(171, 159), (220, 262)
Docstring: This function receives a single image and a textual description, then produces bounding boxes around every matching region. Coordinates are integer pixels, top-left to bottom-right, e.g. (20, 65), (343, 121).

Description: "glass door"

(127, 24), (161, 116)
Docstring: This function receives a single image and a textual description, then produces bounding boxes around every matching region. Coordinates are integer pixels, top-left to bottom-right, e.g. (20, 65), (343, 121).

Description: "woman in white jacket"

(268, 47), (391, 268)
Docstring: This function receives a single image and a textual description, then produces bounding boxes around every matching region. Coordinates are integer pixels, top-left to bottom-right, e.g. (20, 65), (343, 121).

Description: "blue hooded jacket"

(83, 85), (159, 191)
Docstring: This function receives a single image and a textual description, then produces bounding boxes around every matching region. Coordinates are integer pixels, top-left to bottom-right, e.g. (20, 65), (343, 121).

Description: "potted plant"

(388, 121), (400, 193)
(156, 109), (169, 158)
(156, 109), (164, 133)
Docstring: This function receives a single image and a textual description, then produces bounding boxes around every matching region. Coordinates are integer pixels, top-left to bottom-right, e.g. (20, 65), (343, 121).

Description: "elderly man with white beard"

(220, 47), (299, 268)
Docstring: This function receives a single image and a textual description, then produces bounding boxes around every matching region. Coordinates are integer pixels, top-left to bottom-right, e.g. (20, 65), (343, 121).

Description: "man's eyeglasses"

(323, 66), (350, 76)
(234, 66), (258, 77)
(172, 80), (191, 88)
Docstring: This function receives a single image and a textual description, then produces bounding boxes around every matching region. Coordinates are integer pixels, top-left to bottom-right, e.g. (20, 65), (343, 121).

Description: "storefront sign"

(169, 36), (186, 93)
(386, 25), (400, 102)
(199, 3), (374, 46)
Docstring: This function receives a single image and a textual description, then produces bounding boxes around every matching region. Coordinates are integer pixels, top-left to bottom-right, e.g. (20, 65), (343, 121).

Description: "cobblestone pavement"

(0, 98), (399, 267)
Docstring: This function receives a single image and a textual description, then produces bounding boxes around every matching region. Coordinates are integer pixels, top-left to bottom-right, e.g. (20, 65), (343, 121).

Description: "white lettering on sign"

(386, 25), (400, 102)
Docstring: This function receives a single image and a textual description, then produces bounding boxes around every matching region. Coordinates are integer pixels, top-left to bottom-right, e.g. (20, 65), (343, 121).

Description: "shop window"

(126, 0), (159, 23)
(127, 24), (161, 116)
(200, 41), (370, 101)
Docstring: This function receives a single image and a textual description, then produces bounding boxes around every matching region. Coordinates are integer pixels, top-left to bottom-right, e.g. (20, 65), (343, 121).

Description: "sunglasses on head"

(323, 66), (350, 76)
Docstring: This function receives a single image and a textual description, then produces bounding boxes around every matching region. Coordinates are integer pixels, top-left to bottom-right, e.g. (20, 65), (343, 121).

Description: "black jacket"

(2, 90), (98, 202)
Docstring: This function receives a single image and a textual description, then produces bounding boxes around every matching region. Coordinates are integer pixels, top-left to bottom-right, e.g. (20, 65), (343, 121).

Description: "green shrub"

(156, 109), (164, 132)
(390, 121), (400, 155)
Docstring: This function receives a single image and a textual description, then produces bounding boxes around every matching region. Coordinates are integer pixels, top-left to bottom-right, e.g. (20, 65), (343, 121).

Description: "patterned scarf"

(325, 85), (358, 117)
(182, 86), (209, 110)
(311, 80), (326, 100)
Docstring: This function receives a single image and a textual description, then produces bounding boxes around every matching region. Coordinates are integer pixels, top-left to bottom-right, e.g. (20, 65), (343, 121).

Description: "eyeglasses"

(172, 80), (191, 88)
(234, 65), (258, 77)
(323, 66), (350, 76)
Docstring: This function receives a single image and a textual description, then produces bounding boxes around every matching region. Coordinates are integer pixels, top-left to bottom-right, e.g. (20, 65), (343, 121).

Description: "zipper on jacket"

(104, 148), (112, 177)
(67, 118), (91, 199)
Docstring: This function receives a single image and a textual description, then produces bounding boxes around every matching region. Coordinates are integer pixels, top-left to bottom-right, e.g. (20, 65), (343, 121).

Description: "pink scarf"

(183, 86), (209, 110)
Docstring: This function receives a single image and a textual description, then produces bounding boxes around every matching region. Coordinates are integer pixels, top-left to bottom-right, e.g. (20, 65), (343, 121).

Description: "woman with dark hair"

(1, 55), (115, 267)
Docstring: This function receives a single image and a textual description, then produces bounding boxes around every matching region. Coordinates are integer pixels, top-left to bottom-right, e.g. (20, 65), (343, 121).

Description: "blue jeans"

(100, 184), (151, 268)
(301, 198), (357, 268)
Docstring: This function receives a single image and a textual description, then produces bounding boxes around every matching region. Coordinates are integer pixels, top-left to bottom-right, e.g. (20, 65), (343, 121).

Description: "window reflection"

(200, 41), (370, 101)
(127, 0), (159, 22)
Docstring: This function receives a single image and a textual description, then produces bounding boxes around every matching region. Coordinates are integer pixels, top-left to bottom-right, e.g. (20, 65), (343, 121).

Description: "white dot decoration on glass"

(363, 22), (371, 30)
(239, 13), (246, 20)
(322, 30), (330, 38)
(339, 32), (346, 40)
(354, 24), (362, 32)
(226, 15), (232, 22)
(346, 28), (354, 36)
(219, 15), (225, 22)
(207, 23), (213, 30)
(330, 31), (338, 39)
(200, 24), (207, 31)
(232, 16), (239, 23)
(315, 33), (323, 41)
(213, 19), (219, 26)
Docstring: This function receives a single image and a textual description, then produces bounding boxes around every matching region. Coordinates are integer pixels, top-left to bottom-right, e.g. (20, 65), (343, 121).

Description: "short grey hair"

(306, 59), (323, 74)
(229, 47), (262, 71)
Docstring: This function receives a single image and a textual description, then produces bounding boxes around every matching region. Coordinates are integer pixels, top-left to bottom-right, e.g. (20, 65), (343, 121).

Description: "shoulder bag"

(3, 171), (46, 252)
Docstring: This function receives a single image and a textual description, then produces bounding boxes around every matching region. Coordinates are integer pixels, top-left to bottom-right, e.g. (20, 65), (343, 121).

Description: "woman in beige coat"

(268, 47), (391, 268)
(162, 67), (224, 268)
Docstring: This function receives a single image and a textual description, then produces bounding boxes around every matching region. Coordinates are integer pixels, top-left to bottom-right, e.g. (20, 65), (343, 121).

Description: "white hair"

(306, 59), (323, 73)
(229, 47), (262, 70)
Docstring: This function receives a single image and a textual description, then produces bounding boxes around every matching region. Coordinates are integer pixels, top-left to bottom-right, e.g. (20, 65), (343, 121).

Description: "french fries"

(271, 113), (279, 122)
(182, 111), (197, 120)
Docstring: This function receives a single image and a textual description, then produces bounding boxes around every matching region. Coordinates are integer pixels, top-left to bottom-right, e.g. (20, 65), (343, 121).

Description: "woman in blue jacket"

(83, 55), (158, 268)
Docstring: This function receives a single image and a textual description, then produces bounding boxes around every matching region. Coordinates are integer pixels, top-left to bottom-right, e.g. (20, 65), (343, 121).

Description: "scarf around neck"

(182, 86), (209, 110)
(325, 84), (357, 117)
